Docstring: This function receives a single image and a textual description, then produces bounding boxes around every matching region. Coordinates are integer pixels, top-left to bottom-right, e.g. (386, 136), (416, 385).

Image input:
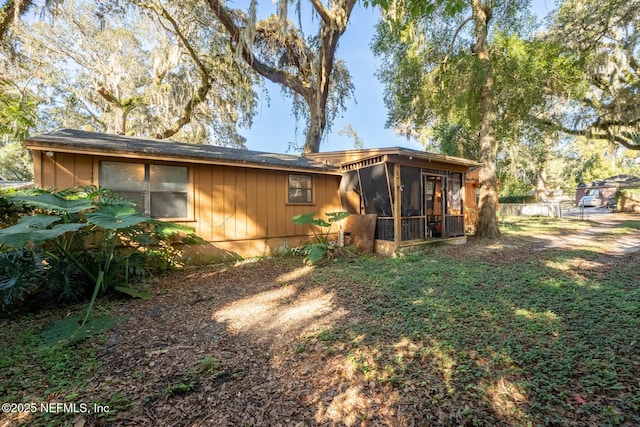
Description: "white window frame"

(99, 161), (191, 220)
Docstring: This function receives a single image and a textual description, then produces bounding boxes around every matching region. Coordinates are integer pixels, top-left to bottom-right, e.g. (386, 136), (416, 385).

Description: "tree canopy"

(206, 0), (356, 153)
(1, 0), (357, 153)
(546, 0), (640, 150)
(372, 0), (540, 237)
(2, 0), (639, 198)
(2, 0), (258, 146)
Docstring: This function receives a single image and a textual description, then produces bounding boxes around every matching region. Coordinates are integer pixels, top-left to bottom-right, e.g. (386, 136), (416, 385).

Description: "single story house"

(24, 129), (481, 261)
(575, 175), (640, 206)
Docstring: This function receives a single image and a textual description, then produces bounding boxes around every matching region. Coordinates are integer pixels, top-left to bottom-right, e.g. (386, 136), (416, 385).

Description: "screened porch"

(339, 153), (469, 252)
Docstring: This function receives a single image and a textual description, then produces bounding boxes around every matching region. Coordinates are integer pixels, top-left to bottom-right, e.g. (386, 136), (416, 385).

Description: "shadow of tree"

(86, 221), (640, 426)
(292, 241), (639, 425)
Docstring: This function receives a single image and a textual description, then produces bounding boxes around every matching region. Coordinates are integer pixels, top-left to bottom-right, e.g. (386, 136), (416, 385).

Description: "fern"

(0, 249), (46, 311)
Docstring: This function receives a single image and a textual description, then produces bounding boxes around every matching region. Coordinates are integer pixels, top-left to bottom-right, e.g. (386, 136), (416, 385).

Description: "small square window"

(288, 174), (313, 204)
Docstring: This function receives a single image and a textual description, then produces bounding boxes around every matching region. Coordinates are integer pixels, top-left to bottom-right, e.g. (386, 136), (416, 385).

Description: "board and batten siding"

(191, 163), (341, 242)
(33, 150), (342, 260)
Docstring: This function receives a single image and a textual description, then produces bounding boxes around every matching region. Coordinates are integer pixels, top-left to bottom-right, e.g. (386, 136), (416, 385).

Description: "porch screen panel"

(447, 173), (462, 214)
(401, 166), (422, 216)
(100, 161), (146, 212)
(360, 164), (392, 216)
(150, 165), (188, 218)
(400, 166), (423, 240)
(446, 173), (464, 236)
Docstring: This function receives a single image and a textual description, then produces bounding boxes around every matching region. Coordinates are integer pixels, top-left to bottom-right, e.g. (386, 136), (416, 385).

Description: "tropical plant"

(0, 188), (198, 323)
(292, 211), (350, 265)
(0, 248), (46, 309)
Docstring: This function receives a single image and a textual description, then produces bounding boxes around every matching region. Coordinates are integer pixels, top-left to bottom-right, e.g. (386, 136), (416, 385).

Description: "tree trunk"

(536, 168), (547, 202)
(304, 105), (325, 154)
(472, 0), (500, 238)
(0, 0), (35, 41)
(114, 107), (127, 135)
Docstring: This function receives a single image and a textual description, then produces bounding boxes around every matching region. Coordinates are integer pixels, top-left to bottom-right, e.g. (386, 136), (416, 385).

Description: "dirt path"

(536, 212), (640, 255)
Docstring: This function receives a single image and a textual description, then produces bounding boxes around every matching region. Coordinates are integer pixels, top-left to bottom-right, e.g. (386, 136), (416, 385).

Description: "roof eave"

(24, 139), (341, 175)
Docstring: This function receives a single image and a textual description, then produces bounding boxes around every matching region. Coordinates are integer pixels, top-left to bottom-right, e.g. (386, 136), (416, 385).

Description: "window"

(288, 174), (313, 204)
(100, 161), (189, 219)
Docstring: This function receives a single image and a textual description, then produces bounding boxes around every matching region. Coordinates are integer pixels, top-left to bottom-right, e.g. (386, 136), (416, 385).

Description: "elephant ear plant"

(0, 188), (197, 340)
(292, 211), (350, 265)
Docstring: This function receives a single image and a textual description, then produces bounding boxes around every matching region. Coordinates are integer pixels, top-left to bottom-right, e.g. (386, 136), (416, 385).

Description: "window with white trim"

(100, 161), (189, 219)
(288, 174), (313, 204)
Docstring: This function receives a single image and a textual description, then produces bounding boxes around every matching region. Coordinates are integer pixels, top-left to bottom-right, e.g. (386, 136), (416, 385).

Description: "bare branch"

(444, 15), (473, 65)
(309, 0), (332, 24)
(143, 2), (213, 139)
(206, 0), (311, 100)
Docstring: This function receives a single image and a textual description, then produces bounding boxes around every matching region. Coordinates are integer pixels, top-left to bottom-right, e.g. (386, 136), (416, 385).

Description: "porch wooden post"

(394, 163), (402, 249)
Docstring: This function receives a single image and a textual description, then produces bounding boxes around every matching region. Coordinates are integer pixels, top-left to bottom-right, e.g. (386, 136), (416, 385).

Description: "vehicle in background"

(578, 189), (603, 207)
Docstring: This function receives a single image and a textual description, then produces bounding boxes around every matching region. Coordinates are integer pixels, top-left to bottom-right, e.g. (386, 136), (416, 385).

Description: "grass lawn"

(1, 216), (639, 426)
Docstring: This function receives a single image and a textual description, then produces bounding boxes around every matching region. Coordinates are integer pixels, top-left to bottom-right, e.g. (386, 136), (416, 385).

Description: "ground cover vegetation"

(0, 215), (638, 426)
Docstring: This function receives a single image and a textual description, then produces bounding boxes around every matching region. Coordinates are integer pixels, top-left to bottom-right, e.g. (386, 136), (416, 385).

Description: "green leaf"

(326, 211), (350, 223)
(0, 214), (61, 232)
(10, 193), (94, 214)
(306, 244), (329, 265)
(30, 223), (86, 242)
(86, 204), (146, 230)
(114, 285), (152, 299)
(311, 218), (331, 227)
(132, 232), (159, 246)
(292, 212), (317, 225)
(40, 315), (122, 347)
(0, 215), (64, 247)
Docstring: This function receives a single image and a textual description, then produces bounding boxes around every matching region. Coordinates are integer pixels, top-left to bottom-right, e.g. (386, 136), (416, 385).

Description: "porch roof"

(307, 147), (482, 169)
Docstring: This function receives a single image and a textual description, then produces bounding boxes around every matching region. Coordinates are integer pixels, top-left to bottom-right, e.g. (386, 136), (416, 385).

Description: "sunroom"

(318, 148), (481, 254)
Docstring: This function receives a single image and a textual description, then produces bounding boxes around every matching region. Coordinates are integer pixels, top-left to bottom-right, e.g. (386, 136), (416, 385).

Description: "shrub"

(499, 194), (537, 204)
(291, 211), (350, 264)
(0, 187), (199, 318)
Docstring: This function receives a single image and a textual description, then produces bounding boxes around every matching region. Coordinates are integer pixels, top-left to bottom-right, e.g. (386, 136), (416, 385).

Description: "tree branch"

(0, 0), (35, 40)
(96, 86), (121, 107)
(536, 116), (640, 150)
(206, 0), (311, 100)
(144, 2), (213, 140)
(309, 0), (332, 24)
(444, 15), (473, 65)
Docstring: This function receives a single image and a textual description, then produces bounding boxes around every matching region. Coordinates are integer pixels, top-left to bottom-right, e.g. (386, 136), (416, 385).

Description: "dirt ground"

(91, 212), (639, 426)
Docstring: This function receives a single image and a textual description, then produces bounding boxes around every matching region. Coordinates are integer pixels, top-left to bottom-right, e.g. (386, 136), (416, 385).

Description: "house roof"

(578, 174), (640, 188)
(307, 146), (482, 168)
(24, 129), (340, 174)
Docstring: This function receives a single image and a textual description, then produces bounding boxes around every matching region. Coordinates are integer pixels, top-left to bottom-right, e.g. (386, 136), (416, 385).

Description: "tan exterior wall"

(32, 150), (343, 260)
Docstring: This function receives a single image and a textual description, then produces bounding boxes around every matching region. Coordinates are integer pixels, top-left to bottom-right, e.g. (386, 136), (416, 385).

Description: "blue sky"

(240, 1), (556, 154)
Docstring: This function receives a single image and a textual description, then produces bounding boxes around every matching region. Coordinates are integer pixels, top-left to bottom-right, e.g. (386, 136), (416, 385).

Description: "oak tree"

(206, 0), (356, 153)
